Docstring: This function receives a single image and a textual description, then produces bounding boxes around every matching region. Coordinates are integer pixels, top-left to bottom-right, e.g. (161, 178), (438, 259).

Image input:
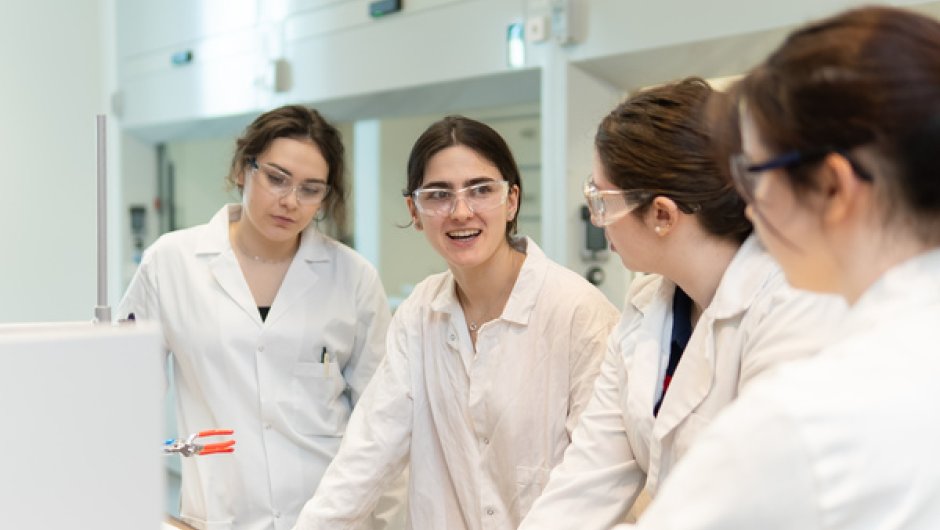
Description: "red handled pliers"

(164, 429), (235, 457)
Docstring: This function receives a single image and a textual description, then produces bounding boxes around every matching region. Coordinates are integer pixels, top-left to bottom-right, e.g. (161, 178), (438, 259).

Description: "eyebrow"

(421, 176), (500, 189)
(263, 161), (327, 184)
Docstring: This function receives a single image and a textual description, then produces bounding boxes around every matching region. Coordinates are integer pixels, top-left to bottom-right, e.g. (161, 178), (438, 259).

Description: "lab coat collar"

(626, 235), (771, 321)
(628, 273), (673, 319)
(197, 204), (333, 326)
(705, 235), (775, 320)
(428, 237), (548, 328)
(195, 204), (331, 262)
(845, 247), (940, 331)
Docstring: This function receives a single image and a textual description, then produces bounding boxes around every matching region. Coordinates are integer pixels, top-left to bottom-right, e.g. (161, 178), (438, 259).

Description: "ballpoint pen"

(321, 346), (330, 376)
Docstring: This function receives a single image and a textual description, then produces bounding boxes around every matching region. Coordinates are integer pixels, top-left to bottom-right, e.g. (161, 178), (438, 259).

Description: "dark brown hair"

(595, 77), (751, 243)
(227, 105), (347, 232)
(405, 115), (523, 240)
(738, 6), (940, 243)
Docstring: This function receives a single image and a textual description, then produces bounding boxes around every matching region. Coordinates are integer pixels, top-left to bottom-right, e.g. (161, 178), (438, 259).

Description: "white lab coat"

(292, 238), (620, 530)
(519, 236), (846, 530)
(618, 247), (940, 530)
(118, 204), (395, 530)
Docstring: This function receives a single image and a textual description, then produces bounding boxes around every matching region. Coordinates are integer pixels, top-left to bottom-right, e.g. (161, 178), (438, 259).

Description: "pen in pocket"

(321, 346), (330, 376)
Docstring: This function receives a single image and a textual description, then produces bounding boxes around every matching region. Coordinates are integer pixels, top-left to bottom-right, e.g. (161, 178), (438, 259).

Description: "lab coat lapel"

(623, 277), (675, 488)
(202, 205), (261, 324)
(648, 236), (766, 491)
(264, 226), (329, 327)
(624, 278), (671, 431)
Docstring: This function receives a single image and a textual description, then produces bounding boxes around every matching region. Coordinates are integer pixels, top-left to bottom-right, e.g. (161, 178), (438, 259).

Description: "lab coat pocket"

(515, 465), (551, 516)
(286, 361), (345, 436)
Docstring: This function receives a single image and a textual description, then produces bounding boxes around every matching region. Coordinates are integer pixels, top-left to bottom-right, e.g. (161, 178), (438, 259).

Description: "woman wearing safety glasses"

(119, 105), (403, 530)
(518, 78), (845, 530)
(610, 7), (940, 529)
(293, 115), (619, 530)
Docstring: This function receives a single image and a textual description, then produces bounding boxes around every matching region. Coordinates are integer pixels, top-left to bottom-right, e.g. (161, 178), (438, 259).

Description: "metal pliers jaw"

(163, 429), (236, 457)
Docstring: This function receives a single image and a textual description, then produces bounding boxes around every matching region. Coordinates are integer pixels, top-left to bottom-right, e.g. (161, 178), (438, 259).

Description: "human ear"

(819, 153), (864, 226)
(405, 197), (423, 231)
(649, 196), (680, 236)
(507, 184), (520, 221)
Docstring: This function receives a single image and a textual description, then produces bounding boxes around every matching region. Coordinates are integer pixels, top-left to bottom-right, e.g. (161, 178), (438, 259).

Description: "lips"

(271, 214), (295, 225)
(447, 229), (481, 240)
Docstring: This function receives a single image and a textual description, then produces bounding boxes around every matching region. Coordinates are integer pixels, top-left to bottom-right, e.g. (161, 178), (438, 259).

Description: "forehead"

(739, 105), (770, 160)
(590, 149), (617, 190)
(422, 145), (501, 186)
(260, 137), (329, 180)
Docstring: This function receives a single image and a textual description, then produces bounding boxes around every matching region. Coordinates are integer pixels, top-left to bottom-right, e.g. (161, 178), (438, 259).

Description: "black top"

(258, 306), (271, 322)
(654, 287), (694, 416)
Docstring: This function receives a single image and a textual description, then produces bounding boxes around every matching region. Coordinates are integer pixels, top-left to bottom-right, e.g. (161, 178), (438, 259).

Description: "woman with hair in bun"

(519, 77), (844, 530)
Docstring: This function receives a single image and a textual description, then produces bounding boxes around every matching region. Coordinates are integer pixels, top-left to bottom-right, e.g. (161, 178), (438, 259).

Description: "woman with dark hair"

(119, 105), (400, 529)
(518, 78), (844, 530)
(611, 7), (940, 529)
(292, 115), (619, 530)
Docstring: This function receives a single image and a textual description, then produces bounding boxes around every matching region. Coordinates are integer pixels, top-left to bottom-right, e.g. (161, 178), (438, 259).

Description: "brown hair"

(227, 105), (347, 232)
(405, 115), (523, 240)
(738, 6), (940, 243)
(595, 77), (751, 243)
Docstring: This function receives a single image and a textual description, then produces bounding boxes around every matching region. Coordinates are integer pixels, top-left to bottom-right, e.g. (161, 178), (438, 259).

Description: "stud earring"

(655, 226), (663, 234)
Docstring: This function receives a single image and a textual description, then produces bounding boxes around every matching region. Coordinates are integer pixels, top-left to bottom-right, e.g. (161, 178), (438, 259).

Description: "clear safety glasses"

(582, 178), (652, 227)
(410, 180), (510, 217)
(247, 158), (331, 206)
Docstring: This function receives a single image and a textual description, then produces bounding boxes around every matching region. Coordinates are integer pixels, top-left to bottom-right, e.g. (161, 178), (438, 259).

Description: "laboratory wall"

(0, 1), (112, 322)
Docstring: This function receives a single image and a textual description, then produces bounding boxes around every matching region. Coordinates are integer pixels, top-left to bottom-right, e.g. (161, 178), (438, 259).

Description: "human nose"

(449, 192), (474, 219)
(279, 185), (302, 208)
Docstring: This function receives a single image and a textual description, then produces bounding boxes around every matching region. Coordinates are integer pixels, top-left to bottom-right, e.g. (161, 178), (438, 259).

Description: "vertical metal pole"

(94, 114), (111, 324)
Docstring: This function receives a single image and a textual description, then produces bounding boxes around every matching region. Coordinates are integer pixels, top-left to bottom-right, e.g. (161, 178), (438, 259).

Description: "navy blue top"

(654, 286), (694, 416)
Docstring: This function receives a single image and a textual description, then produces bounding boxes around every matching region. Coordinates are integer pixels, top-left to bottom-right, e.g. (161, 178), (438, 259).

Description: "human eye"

(264, 169), (289, 188)
(423, 189), (453, 202)
(300, 182), (327, 198)
(469, 182), (498, 197)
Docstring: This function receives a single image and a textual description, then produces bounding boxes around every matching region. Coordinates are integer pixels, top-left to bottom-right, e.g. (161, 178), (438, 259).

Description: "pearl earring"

(655, 226), (663, 234)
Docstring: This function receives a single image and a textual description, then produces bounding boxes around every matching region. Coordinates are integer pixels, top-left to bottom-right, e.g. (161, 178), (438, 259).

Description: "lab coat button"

(264, 423), (272, 430)
(273, 511), (281, 518)
(482, 437), (490, 445)
(258, 345), (265, 352)
(486, 507), (495, 516)
(448, 333), (456, 341)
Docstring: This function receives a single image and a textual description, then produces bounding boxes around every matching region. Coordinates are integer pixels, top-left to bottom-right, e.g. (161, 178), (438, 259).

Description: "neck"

(230, 219), (298, 264)
(452, 241), (524, 324)
(663, 233), (740, 317)
(836, 227), (930, 305)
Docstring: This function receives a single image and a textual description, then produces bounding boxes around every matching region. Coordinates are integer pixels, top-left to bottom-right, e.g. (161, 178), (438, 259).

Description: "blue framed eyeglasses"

(730, 149), (873, 202)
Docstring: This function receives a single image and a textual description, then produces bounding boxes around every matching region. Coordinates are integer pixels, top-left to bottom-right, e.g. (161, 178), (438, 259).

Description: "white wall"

(0, 1), (110, 322)
(165, 137), (238, 229)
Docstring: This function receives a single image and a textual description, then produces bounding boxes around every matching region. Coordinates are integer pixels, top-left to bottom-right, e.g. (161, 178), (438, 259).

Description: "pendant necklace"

(234, 236), (294, 265)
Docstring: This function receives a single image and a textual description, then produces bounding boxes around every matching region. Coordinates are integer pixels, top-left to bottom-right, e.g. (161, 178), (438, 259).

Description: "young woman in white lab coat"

(292, 116), (620, 530)
(119, 105), (401, 530)
(614, 7), (940, 529)
(519, 78), (846, 530)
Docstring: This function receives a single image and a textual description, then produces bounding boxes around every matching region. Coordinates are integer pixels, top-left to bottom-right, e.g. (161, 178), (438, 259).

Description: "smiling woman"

(292, 115), (621, 530)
